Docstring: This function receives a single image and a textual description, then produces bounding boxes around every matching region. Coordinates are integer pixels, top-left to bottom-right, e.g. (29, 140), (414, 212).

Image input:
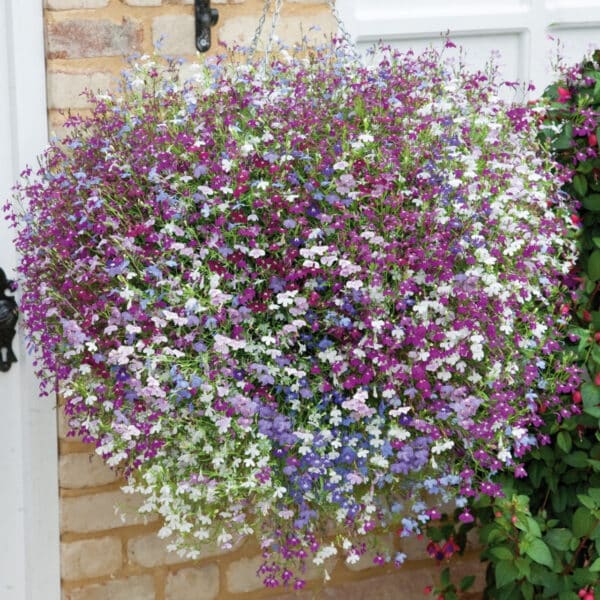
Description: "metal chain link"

(248, 0), (272, 59)
(264, 0), (284, 64)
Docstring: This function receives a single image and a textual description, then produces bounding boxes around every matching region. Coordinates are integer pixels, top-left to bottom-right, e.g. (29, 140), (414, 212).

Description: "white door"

(0, 2), (60, 599)
(338, 0), (600, 95)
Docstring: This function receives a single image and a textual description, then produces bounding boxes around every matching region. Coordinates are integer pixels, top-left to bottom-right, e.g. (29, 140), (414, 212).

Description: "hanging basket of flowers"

(6, 14), (580, 588)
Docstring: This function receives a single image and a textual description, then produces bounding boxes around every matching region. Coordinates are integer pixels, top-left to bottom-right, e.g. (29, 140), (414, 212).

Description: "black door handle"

(0, 268), (18, 372)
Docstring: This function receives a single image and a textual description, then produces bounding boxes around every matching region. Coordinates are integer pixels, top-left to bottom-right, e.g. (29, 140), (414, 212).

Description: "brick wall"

(47, 1), (485, 597)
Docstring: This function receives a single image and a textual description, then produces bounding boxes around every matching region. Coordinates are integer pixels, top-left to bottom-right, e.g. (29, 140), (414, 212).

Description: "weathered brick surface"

(60, 490), (157, 533)
(46, 0), (109, 9)
(226, 555), (265, 594)
(47, 18), (143, 59)
(165, 564), (220, 600)
(65, 575), (155, 600)
(59, 453), (119, 489)
(47, 71), (113, 109)
(218, 13), (336, 48)
(61, 537), (122, 581)
(152, 14), (196, 55)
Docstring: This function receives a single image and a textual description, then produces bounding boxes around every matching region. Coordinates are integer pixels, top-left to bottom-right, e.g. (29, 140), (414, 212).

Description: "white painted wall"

(338, 0), (600, 96)
(0, 1), (60, 599)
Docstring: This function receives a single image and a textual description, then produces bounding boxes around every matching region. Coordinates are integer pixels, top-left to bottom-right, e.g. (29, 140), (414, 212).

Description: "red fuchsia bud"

(557, 87), (572, 102)
(578, 589), (587, 599)
(511, 515), (518, 524)
(595, 373), (600, 387)
(589, 133), (598, 147)
(560, 304), (570, 316)
(424, 586), (433, 595)
(584, 310), (593, 323)
(585, 594), (594, 600)
(594, 332), (600, 343)
(571, 213), (582, 225)
(573, 390), (582, 404)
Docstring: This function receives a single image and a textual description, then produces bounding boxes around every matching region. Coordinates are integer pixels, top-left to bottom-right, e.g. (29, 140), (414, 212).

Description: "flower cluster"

(7, 43), (579, 586)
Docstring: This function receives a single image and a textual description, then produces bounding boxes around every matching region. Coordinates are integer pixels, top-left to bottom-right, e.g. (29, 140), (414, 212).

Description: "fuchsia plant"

(6, 43), (581, 587)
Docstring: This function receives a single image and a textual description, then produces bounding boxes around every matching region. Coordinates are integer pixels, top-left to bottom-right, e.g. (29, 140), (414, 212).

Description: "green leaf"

(584, 406), (600, 419)
(589, 250), (600, 281)
(588, 488), (600, 503)
(490, 545), (515, 561)
(584, 195), (600, 212)
(574, 567), (599, 585)
(524, 538), (554, 568)
(590, 558), (600, 572)
(564, 451), (590, 468)
(557, 430), (572, 454)
(582, 383), (600, 408)
(554, 122), (574, 150)
(459, 575), (475, 591)
(593, 237), (600, 248)
(522, 581), (534, 600)
(495, 560), (520, 588)
(514, 516), (542, 538)
(573, 506), (596, 537)
(574, 173), (589, 198)
(440, 566), (450, 587)
(558, 592), (579, 600)
(545, 528), (573, 551)
(578, 494), (597, 510)
(577, 159), (595, 174)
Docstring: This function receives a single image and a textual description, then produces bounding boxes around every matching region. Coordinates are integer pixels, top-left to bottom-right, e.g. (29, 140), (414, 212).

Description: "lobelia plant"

(424, 50), (600, 600)
(6, 42), (581, 589)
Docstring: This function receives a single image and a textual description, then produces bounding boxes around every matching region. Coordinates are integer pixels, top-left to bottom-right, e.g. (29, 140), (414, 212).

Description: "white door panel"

(338, 0), (600, 95)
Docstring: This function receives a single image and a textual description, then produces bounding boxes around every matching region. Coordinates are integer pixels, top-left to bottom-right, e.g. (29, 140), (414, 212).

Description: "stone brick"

(225, 555), (264, 593)
(59, 453), (120, 489)
(60, 490), (158, 533)
(65, 575), (155, 600)
(218, 14), (336, 49)
(46, 0), (109, 8)
(152, 15), (195, 56)
(61, 536), (122, 581)
(123, 0), (162, 5)
(47, 18), (143, 59)
(47, 71), (114, 109)
(165, 564), (219, 600)
(128, 534), (185, 568)
(128, 532), (239, 568)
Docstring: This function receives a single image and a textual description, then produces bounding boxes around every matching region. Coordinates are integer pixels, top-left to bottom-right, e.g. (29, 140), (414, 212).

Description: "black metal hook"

(0, 268), (18, 373)
(195, 0), (219, 53)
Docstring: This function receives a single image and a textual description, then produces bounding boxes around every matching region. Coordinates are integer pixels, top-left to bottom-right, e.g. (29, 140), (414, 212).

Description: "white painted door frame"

(0, 1), (60, 599)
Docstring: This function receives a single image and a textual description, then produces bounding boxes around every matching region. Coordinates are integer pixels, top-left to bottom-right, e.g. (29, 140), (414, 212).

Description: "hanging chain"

(249, 0), (272, 59)
(264, 0), (284, 64)
(249, 0), (358, 64)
